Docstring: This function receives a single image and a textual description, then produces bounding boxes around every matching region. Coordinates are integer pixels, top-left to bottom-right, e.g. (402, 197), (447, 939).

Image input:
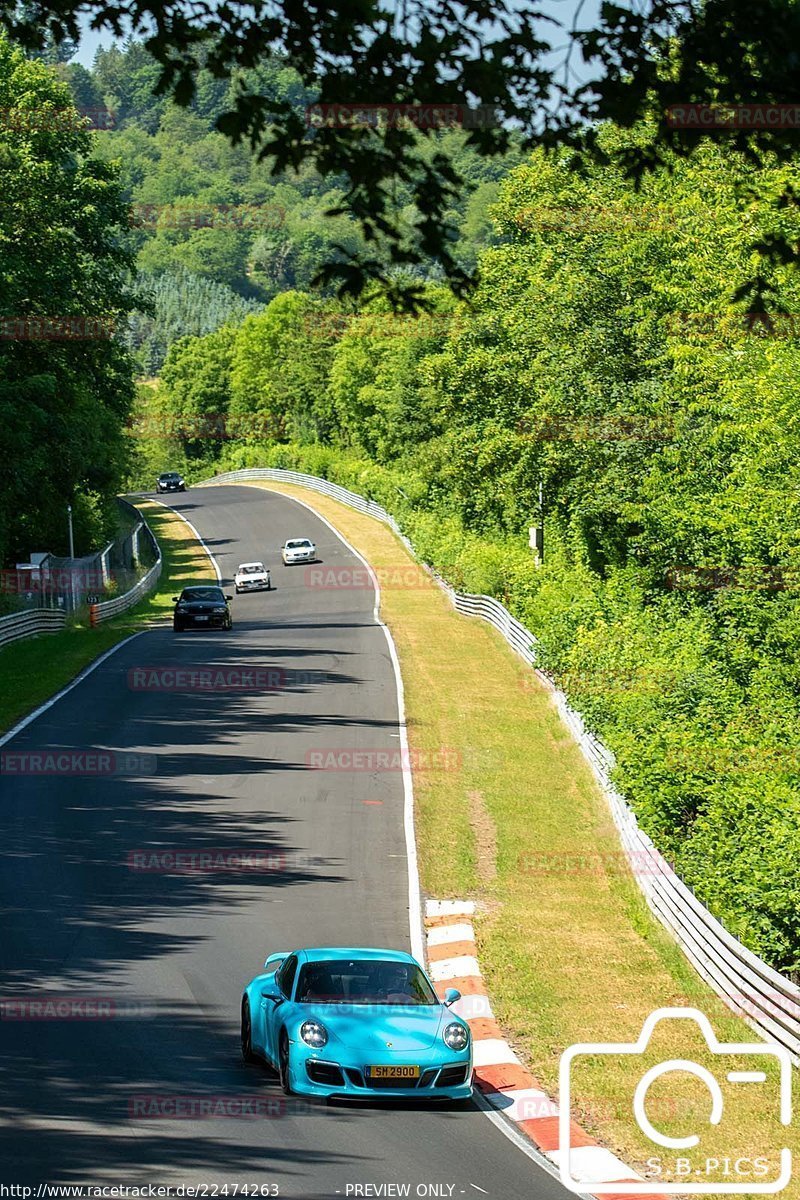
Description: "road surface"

(0, 485), (571, 1200)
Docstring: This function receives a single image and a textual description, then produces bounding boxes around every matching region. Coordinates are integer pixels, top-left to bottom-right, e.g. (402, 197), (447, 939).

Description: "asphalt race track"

(0, 485), (572, 1200)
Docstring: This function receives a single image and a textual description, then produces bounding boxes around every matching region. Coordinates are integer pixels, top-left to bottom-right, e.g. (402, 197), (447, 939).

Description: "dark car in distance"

(173, 586), (233, 632)
(157, 472), (186, 493)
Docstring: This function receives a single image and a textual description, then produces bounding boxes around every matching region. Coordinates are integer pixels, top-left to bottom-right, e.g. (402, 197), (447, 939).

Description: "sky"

(73, 14), (121, 66)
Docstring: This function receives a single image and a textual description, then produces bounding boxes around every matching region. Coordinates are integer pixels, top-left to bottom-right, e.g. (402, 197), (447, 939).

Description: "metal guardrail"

(0, 608), (66, 648)
(89, 507), (162, 625)
(195, 465), (800, 1058)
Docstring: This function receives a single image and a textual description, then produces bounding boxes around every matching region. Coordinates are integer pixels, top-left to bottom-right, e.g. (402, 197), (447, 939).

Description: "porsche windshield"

(295, 960), (438, 1005)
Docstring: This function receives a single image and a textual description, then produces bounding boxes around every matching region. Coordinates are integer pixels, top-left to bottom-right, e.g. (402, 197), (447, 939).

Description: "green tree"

(158, 324), (236, 458)
(229, 292), (338, 443)
(0, 36), (137, 561)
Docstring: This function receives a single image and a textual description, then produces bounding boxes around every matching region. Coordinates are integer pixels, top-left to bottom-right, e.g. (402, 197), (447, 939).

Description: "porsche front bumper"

(288, 1049), (472, 1100)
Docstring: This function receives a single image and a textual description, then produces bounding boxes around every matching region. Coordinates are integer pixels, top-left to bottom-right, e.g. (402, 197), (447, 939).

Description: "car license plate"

(195, 615), (209, 622)
(366, 1065), (420, 1079)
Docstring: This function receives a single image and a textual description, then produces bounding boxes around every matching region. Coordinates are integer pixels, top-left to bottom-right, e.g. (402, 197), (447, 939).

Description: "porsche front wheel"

(279, 1031), (292, 1094)
(241, 999), (257, 1064)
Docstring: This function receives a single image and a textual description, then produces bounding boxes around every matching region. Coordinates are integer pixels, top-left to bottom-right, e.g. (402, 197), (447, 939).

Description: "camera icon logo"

(559, 1008), (792, 1195)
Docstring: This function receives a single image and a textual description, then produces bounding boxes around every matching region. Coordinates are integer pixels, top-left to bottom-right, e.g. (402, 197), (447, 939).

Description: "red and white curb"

(425, 900), (659, 1199)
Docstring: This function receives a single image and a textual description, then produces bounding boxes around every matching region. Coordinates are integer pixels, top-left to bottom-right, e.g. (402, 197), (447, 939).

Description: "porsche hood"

(292, 1003), (448, 1052)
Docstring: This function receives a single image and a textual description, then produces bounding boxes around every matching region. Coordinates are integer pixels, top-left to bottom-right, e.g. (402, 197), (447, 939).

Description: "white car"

(281, 538), (317, 565)
(234, 561), (272, 593)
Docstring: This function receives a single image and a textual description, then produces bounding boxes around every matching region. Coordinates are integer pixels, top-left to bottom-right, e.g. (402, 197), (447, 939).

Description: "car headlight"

(443, 1022), (469, 1051)
(300, 1020), (328, 1048)
(213, 606), (227, 613)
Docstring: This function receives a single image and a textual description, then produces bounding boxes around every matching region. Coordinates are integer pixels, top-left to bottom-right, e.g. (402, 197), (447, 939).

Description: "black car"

(172, 586), (233, 632)
(157, 472), (186, 493)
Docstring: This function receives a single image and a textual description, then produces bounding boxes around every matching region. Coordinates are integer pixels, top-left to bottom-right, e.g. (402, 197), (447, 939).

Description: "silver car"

(281, 538), (317, 565)
(234, 561), (272, 593)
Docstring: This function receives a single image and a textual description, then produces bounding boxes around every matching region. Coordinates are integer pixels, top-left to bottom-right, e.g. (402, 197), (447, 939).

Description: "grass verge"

(0, 500), (214, 734)
(244, 479), (791, 1191)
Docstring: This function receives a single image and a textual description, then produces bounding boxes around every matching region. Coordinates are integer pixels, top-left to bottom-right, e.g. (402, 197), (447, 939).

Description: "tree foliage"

(4, 0), (800, 306)
(0, 36), (136, 561)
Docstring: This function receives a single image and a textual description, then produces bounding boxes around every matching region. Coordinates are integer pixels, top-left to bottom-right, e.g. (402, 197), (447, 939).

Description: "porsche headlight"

(300, 1020), (328, 1048)
(443, 1022), (469, 1051)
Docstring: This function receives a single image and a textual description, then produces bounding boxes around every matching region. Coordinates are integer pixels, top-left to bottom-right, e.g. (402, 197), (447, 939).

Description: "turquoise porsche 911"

(240, 946), (473, 1100)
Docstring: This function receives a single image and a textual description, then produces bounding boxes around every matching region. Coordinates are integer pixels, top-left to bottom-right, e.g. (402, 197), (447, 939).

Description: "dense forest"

(4, 37), (800, 973)
(79, 41), (513, 373)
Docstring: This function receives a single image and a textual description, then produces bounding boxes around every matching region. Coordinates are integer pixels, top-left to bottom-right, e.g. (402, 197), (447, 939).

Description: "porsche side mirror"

(444, 987), (461, 1007)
